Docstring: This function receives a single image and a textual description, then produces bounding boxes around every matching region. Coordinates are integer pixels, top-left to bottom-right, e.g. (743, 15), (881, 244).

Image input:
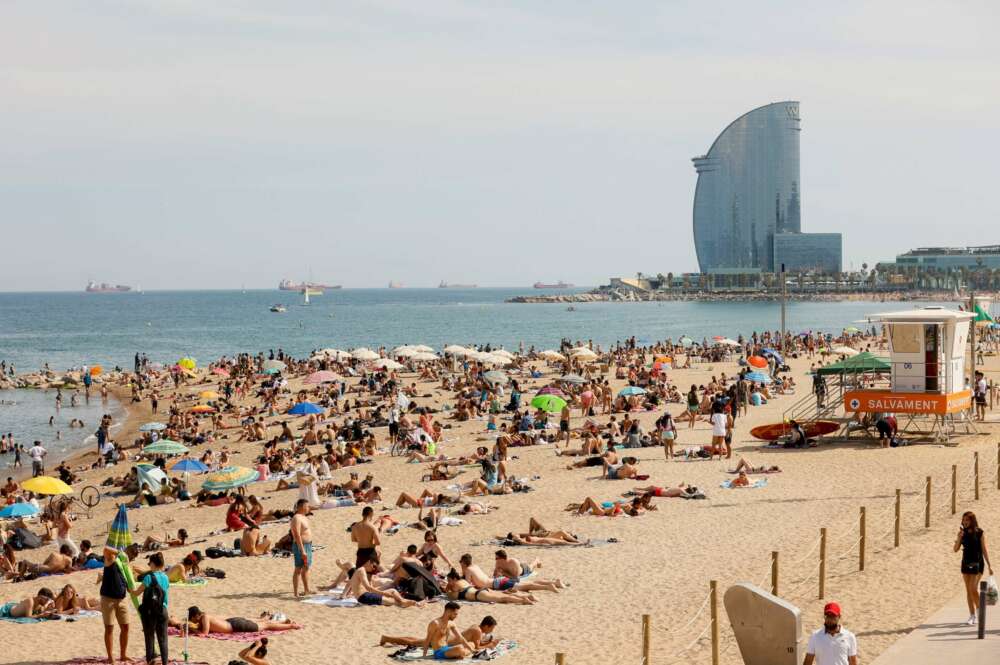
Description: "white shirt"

(977, 378), (987, 396)
(806, 627), (857, 665)
(711, 413), (727, 437)
(29, 445), (46, 462)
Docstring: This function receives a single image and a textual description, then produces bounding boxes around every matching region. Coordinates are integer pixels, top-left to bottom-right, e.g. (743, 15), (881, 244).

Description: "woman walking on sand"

(954, 511), (993, 625)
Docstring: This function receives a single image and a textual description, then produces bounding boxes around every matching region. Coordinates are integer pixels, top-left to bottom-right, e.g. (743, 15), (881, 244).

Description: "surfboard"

(750, 420), (839, 441)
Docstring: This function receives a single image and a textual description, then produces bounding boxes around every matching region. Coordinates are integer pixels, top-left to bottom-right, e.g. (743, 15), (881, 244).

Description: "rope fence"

(553, 444), (1000, 664)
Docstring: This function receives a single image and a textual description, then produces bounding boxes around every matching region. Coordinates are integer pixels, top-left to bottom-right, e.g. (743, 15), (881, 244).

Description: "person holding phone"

(954, 511), (993, 625)
(235, 638), (269, 665)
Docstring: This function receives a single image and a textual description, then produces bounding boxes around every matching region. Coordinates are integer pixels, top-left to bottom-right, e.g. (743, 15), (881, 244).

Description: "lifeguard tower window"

(925, 325), (939, 392)
(890, 325), (920, 353)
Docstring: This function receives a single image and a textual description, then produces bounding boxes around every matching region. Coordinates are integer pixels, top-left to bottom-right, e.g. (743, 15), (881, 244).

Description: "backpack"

(139, 574), (166, 620)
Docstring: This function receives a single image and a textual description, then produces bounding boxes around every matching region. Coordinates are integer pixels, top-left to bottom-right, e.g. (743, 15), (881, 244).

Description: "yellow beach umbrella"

(178, 357), (197, 370)
(199, 390), (220, 400)
(22, 475), (73, 496)
(190, 405), (215, 414)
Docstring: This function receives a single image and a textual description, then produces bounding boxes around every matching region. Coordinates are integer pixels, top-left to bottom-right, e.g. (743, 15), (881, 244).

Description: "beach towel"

(58, 658), (209, 665)
(390, 639), (518, 661)
(720, 478), (768, 489)
(301, 594), (360, 608)
(0, 609), (100, 624)
(475, 538), (617, 549)
(172, 577), (208, 588)
(167, 626), (299, 642)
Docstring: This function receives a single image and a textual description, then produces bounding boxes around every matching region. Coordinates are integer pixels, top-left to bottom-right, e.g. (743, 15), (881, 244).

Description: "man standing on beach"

(351, 506), (380, 567)
(28, 441), (46, 477)
(100, 545), (130, 665)
(803, 602), (857, 665)
(290, 499), (313, 597)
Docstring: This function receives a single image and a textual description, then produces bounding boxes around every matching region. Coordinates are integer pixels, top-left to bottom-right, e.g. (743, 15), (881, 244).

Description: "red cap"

(823, 602), (842, 617)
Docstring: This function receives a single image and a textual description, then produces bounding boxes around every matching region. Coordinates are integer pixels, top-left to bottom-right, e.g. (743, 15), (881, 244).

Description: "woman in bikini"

(630, 484), (700, 498)
(418, 531), (454, 570)
(444, 570), (535, 605)
(53, 584), (99, 614)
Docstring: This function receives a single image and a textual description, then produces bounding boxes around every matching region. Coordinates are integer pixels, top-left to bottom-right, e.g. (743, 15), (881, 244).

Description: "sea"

(0, 288), (947, 462)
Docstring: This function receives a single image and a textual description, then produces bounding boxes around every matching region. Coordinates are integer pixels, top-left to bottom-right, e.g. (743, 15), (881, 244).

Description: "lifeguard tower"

(844, 306), (975, 441)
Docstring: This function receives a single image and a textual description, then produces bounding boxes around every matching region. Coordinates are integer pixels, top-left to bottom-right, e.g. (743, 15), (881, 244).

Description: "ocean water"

(0, 289), (948, 372)
(0, 288), (946, 460)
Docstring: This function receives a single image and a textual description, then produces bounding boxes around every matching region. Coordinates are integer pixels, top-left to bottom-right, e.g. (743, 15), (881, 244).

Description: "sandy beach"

(4, 336), (1000, 665)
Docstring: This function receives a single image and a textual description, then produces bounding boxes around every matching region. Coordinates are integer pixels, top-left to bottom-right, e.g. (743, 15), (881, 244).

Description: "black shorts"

(356, 546), (376, 568)
(226, 617), (259, 633)
(975, 395), (986, 406)
(962, 560), (985, 575)
(389, 422), (400, 437)
(560, 421), (569, 433)
(584, 456), (604, 467)
(875, 421), (892, 437)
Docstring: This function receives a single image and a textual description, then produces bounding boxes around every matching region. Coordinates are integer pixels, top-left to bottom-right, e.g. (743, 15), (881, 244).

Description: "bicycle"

(66, 485), (101, 519)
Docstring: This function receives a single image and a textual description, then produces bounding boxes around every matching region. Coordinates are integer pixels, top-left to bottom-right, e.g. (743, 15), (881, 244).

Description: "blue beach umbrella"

(171, 458), (209, 473)
(288, 401), (323, 415)
(139, 422), (167, 432)
(618, 386), (647, 397)
(0, 502), (39, 518)
(762, 348), (784, 364)
(107, 505), (132, 551)
(745, 371), (773, 385)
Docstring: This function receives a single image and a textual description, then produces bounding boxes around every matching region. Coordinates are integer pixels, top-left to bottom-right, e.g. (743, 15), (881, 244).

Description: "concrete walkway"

(871, 592), (1000, 664)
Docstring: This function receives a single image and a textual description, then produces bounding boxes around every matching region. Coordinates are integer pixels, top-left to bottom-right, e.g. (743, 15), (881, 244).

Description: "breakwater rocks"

(0, 370), (109, 391)
(507, 289), (970, 304)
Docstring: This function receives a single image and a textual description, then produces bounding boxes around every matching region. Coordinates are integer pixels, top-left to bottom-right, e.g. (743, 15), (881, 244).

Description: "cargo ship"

(533, 280), (574, 289)
(85, 281), (132, 293)
(438, 281), (477, 288)
(278, 279), (341, 292)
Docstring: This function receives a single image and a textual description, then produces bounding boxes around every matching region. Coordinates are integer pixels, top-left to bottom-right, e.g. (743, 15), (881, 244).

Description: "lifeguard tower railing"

(781, 360), (965, 426)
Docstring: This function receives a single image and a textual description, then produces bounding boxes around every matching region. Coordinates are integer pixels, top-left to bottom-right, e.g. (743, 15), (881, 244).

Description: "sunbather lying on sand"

(459, 553), (564, 592)
(444, 570), (536, 605)
(341, 555), (423, 607)
(732, 457), (781, 474)
(0, 588), (56, 619)
(184, 606), (301, 634)
(630, 484), (701, 498)
(565, 496), (645, 517)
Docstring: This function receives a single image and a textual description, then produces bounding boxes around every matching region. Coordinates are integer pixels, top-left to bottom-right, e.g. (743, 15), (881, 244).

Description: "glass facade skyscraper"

(692, 101), (803, 272)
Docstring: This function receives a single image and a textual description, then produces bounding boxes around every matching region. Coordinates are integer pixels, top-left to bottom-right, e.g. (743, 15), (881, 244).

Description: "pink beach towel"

(168, 626), (299, 642)
(60, 658), (209, 665)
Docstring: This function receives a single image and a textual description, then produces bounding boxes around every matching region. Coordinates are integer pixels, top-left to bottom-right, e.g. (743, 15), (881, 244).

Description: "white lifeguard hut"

(844, 306), (975, 441)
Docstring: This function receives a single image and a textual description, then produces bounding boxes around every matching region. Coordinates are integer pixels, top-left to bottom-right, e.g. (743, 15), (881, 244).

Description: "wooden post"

(859, 507), (866, 572)
(710, 580), (719, 665)
(819, 528), (827, 599)
(952, 464), (958, 515)
(996, 442), (999, 491)
(771, 551), (779, 596)
(975, 452), (980, 500)
(642, 614), (651, 665)
(892, 490), (903, 547)
(555, 654), (566, 665)
(925, 476), (932, 528)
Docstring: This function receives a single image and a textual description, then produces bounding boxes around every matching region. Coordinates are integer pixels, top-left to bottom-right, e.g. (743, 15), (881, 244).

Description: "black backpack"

(139, 574), (166, 620)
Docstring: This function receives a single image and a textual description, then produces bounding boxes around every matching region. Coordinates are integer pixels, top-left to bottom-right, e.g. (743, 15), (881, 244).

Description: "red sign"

(844, 390), (972, 415)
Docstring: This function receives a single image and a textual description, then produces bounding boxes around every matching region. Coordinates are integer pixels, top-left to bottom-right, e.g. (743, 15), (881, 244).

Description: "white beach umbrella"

(832, 345), (859, 356)
(373, 358), (404, 370)
(412, 352), (440, 362)
(394, 347), (420, 357)
(719, 338), (741, 347)
(443, 345), (469, 356)
(411, 345), (435, 353)
(490, 349), (515, 359)
(351, 348), (379, 361)
(540, 349), (565, 361)
(262, 359), (286, 371)
(480, 353), (511, 366)
(570, 348), (598, 360)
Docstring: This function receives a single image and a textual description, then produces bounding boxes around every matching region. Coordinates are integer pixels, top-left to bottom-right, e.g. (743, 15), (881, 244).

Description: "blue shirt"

(141, 571), (170, 608)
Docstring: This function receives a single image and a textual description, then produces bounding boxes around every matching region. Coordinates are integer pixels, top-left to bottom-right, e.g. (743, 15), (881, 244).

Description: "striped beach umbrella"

(536, 385), (566, 398)
(304, 370), (339, 385)
(142, 440), (189, 456)
(107, 505), (133, 551)
(618, 386), (647, 397)
(139, 422), (167, 432)
(201, 466), (259, 492)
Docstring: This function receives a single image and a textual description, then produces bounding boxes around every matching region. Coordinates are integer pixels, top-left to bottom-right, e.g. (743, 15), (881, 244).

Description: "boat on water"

(279, 279), (341, 292)
(534, 280), (574, 289)
(85, 281), (132, 293)
(438, 281), (477, 288)
(270, 304), (287, 313)
(388, 281), (404, 289)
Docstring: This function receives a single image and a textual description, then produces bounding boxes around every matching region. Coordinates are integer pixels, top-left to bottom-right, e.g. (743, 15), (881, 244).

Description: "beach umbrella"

(201, 466), (259, 491)
(107, 505), (133, 551)
(679, 337), (694, 347)
(570, 347), (598, 360)
(21, 476), (73, 496)
(0, 502), (39, 518)
(372, 358), (404, 370)
(262, 359), (286, 372)
(171, 458), (209, 473)
(536, 385), (566, 398)
(762, 348), (784, 364)
(490, 349), (515, 359)
(745, 371), (773, 385)
(304, 370), (339, 385)
(479, 354), (511, 366)
(539, 349), (565, 361)
(618, 386), (647, 397)
(559, 373), (586, 385)
(393, 346), (419, 357)
(713, 335), (724, 341)
(262, 367), (282, 375)
(442, 345), (468, 356)
(211, 367), (230, 377)
(482, 370), (507, 385)
(530, 394), (567, 413)
(412, 352), (440, 362)
(748, 356), (768, 369)
(199, 390), (220, 400)
(139, 421), (167, 432)
(142, 440), (188, 456)
(844, 326), (861, 333)
(410, 345), (435, 353)
(190, 405), (215, 414)
(177, 357), (197, 370)
(832, 346), (859, 357)
(288, 401), (324, 415)
(350, 348), (378, 361)
(720, 338), (741, 347)
(90, 365), (103, 376)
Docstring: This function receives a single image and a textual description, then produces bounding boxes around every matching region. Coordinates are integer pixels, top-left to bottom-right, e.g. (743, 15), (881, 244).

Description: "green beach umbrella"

(530, 394), (567, 413)
(201, 466), (260, 492)
(107, 505), (133, 551)
(141, 440), (189, 456)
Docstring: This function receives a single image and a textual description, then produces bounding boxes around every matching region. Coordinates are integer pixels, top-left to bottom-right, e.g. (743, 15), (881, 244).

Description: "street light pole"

(780, 264), (787, 353)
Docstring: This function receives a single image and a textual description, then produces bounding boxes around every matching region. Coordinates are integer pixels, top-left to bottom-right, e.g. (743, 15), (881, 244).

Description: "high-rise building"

(691, 101), (841, 274)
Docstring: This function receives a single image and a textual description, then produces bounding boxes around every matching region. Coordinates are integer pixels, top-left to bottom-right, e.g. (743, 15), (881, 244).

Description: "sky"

(1, 1), (998, 290)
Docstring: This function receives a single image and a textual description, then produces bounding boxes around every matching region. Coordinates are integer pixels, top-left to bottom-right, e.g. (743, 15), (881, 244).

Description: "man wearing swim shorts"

(290, 499), (313, 597)
(351, 506), (380, 567)
(422, 601), (475, 660)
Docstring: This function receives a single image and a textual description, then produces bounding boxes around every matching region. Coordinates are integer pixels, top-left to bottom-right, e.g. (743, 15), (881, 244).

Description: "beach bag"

(987, 576), (998, 606)
(138, 574), (166, 620)
(10, 527), (42, 550)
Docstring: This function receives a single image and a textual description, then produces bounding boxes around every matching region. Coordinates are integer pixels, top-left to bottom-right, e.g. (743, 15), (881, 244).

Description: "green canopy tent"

(815, 352), (890, 376)
(973, 303), (995, 326)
